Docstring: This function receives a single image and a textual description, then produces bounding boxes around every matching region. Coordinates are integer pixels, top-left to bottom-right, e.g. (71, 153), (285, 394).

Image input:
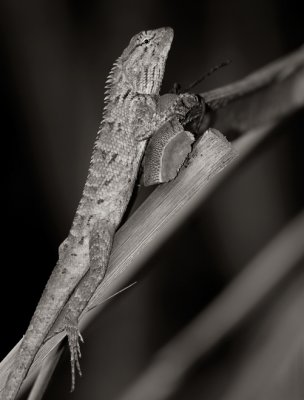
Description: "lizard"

(1, 26), (203, 400)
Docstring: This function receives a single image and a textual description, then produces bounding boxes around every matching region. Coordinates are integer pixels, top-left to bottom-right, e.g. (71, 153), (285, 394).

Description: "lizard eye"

(144, 39), (149, 44)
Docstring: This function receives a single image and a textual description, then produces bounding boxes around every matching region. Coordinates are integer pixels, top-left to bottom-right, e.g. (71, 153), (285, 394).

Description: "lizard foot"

(65, 318), (84, 392)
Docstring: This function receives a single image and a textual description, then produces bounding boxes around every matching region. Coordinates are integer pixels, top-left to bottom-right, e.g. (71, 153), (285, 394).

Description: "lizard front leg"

(133, 93), (202, 141)
(57, 218), (115, 391)
(142, 94), (205, 185)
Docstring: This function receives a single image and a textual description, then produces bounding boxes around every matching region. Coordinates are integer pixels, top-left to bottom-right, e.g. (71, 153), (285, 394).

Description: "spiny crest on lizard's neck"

(104, 27), (174, 104)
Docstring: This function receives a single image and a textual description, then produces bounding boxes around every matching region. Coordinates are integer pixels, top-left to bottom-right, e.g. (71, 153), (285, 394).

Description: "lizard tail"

(1, 328), (47, 400)
(1, 260), (84, 400)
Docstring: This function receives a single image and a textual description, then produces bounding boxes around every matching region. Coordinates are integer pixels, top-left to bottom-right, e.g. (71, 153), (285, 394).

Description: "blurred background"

(0, 0), (303, 399)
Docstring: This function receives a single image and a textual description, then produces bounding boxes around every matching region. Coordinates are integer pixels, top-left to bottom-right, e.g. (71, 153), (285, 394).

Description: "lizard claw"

(65, 319), (84, 392)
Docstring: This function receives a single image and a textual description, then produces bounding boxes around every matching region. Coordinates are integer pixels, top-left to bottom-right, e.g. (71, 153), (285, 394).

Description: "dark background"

(0, 1), (303, 399)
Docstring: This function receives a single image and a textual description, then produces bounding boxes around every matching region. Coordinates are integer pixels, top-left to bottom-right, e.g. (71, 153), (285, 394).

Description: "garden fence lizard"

(1, 26), (202, 399)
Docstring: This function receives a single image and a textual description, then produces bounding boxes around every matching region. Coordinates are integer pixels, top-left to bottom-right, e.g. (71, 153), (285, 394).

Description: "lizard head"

(120, 27), (174, 95)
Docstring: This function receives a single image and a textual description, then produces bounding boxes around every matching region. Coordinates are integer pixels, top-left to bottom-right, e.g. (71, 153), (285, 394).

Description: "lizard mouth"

(157, 27), (174, 53)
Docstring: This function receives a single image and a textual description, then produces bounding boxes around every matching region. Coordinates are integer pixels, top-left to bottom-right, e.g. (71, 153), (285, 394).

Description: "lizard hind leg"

(62, 219), (114, 392)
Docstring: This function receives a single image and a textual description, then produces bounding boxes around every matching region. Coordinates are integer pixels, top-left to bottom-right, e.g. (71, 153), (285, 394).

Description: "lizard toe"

(65, 319), (83, 392)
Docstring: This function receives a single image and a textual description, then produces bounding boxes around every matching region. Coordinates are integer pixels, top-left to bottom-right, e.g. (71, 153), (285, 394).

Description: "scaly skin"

(1, 27), (200, 399)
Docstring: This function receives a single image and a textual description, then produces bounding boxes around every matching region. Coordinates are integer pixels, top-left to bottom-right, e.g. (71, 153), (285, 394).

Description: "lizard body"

(2, 27), (200, 399)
